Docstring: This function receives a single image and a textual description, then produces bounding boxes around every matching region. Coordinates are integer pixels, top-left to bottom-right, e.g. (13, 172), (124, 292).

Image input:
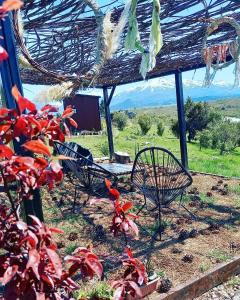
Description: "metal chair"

(53, 141), (118, 212)
(131, 147), (193, 239)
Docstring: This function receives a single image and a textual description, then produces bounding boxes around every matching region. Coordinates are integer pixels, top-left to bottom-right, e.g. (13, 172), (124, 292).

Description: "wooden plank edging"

(151, 255), (240, 300)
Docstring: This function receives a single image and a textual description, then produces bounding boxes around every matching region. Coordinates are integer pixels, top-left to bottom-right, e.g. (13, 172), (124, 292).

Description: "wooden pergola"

(1, 0), (240, 170)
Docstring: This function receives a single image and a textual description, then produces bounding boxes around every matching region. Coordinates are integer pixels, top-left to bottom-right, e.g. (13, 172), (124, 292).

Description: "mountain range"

(110, 78), (240, 111)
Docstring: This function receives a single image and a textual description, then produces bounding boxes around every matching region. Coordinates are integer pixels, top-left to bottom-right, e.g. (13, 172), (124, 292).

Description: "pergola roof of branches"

(17, 0), (240, 88)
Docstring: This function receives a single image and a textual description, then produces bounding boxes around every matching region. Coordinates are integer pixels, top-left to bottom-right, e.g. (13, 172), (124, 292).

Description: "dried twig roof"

(17, 0), (240, 87)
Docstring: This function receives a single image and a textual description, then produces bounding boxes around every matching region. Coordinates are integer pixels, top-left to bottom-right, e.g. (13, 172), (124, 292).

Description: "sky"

(22, 0), (238, 104)
(23, 63), (237, 104)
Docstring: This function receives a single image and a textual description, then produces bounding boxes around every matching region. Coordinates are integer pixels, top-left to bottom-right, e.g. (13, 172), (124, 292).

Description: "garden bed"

(43, 173), (240, 298)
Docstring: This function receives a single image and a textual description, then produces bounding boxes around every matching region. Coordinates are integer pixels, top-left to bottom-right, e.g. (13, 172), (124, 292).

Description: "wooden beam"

(175, 71), (188, 169)
(152, 255), (240, 300)
(108, 85), (116, 106)
(103, 87), (114, 159)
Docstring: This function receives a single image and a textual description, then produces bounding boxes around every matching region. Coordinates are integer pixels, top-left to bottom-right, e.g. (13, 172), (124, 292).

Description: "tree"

(138, 114), (152, 135)
(171, 97), (222, 142)
(113, 111), (128, 131)
(199, 121), (240, 154)
(157, 121), (165, 136)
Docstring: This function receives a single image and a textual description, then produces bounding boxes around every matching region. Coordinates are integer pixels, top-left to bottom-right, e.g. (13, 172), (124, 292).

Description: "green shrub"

(171, 121), (180, 138)
(113, 111), (128, 131)
(100, 142), (109, 156)
(199, 121), (239, 154)
(199, 130), (212, 149)
(138, 114), (152, 135)
(157, 121), (165, 136)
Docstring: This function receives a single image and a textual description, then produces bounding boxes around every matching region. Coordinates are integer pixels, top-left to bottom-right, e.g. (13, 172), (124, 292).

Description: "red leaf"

(113, 285), (124, 300)
(41, 104), (58, 112)
(12, 85), (36, 113)
(128, 219), (139, 238)
(1, 265), (18, 285)
(0, 145), (14, 159)
(26, 249), (40, 280)
(109, 188), (120, 199)
(46, 248), (62, 278)
(0, 107), (10, 118)
(0, 46), (8, 62)
(105, 178), (112, 189)
(68, 117), (78, 128)
(62, 106), (74, 119)
(14, 117), (28, 137)
(125, 247), (133, 259)
(128, 281), (142, 297)
(36, 293), (46, 300)
(22, 139), (51, 156)
(122, 201), (133, 212)
(34, 157), (48, 170)
(86, 257), (103, 279)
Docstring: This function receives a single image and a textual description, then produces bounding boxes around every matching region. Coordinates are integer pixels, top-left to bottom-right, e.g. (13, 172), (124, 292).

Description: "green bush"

(138, 114), (152, 135)
(199, 130), (212, 150)
(113, 111), (128, 131)
(157, 121), (165, 136)
(100, 142), (109, 156)
(171, 97), (222, 142)
(200, 121), (240, 154)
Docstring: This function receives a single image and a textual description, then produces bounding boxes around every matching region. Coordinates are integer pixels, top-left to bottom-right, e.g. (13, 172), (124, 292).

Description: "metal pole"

(0, 8), (44, 222)
(103, 87), (114, 159)
(175, 71), (188, 169)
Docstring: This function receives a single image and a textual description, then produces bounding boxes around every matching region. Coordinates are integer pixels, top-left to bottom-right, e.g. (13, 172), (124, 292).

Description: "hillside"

(110, 78), (240, 111)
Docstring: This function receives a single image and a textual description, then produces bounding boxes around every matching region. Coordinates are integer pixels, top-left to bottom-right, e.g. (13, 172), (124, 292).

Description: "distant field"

(68, 127), (240, 179)
(67, 98), (240, 178)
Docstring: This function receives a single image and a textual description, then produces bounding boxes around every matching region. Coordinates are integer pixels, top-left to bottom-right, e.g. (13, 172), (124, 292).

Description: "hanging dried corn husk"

(202, 17), (240, 87)
(126, 0), (163, 78)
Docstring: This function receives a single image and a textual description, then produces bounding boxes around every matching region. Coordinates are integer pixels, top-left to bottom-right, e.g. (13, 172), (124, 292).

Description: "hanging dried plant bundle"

(37, 82), (74, 104)
(202, 17), (240, 87)
(125, 0), (163, 78)
(103, 0), (132, 60)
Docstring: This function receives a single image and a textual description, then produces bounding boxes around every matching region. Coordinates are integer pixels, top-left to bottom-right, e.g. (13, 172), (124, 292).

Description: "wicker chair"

(54, 141), (117, 211)
(131, 147), (193, 239)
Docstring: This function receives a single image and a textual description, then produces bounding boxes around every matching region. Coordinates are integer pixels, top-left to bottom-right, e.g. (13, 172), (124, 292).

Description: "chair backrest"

(131, 147), (192, 205)
(53, 141), (117, 190)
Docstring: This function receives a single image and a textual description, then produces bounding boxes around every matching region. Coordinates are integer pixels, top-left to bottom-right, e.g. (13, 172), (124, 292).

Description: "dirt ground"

(43, 173), (240, 294)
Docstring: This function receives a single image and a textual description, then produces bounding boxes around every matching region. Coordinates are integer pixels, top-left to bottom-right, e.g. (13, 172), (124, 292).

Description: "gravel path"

(196, 275), (240, 300)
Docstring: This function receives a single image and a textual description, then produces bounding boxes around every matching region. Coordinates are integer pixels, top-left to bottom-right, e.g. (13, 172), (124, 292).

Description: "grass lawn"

(67, 121), (240, 178)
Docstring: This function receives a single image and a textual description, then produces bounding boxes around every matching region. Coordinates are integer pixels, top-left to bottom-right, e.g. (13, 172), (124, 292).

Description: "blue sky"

(23, 64), (236, 103)
(22, 0), (237, 103)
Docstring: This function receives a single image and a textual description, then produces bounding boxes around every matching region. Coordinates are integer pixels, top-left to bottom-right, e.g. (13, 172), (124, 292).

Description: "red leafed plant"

(111, 248), (148, 300)
(0, 1), (103, 299)
(0, 205), (103, 299)
(105, 179), (139, 240)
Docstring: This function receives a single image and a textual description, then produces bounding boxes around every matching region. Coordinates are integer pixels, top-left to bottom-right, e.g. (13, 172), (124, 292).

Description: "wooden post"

(103, 86), (115, 159)
(175, 71), (188, 169)
(0, 8), (44, 222)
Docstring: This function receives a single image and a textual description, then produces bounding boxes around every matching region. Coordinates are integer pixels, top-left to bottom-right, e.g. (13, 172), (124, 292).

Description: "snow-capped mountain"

(110, 78), (240, 110)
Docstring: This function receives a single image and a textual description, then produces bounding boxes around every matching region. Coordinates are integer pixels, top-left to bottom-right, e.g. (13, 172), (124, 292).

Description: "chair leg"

(179, 193), (197, 220)
(72, 186), (78, 213)
(136, 194), (147, 216)
(153, 202), (162, 241)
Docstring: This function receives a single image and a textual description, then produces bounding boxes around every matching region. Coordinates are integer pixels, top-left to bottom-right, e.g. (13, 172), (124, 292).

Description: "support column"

(103, 86), (115, 159)
(0, 8), (44, 222)
(175, 71), (188, 169)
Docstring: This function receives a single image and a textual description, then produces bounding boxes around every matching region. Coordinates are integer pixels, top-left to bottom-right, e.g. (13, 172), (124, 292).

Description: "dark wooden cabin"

(63, 94), (101, 133)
